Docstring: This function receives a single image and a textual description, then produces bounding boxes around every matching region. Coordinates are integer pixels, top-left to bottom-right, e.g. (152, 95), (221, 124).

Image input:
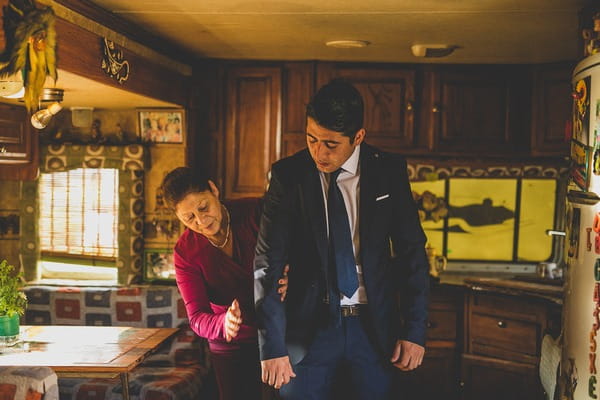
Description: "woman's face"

(174, 180), (223, 236)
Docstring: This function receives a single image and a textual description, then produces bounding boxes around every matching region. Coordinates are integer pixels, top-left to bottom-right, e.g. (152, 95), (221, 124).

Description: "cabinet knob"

(0, 145), (6, 154)
(432, 105), (440, 113)
(426, 321), (436, 329)
(497, 320), (507, 328)
(406, 101), (413, 111)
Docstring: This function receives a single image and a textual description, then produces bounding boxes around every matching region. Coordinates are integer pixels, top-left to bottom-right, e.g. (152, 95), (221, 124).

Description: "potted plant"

(0, 259), (27, 346)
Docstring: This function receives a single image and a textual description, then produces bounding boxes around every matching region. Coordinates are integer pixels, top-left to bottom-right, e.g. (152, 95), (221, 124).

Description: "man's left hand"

(390, 340), (424, 371)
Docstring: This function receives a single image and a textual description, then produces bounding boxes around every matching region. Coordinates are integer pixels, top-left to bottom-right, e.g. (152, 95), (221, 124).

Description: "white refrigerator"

(561, 52), (600, 400)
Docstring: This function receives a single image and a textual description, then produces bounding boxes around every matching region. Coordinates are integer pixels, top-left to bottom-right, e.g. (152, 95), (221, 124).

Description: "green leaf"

(0, 259), (27, 316)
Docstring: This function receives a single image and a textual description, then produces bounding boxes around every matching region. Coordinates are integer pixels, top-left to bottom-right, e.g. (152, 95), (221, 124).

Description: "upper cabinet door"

(0, 104), (38, 181)
(280, 62), (314, 159)
(316, 63), (419, 153)
(0, 105), (30, 164)
(224, 66), (281, 199)
(424, 66), (530, 156)
(530, 62), (573, 157)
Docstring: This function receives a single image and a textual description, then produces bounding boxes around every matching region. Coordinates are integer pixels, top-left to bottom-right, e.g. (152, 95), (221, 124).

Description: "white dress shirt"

(319, 144), (367, 305)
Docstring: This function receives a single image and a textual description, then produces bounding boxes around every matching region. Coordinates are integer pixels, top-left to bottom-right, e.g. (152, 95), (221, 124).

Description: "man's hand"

(390, 340), (425, 371)
(278, 264), (290, 302)
(224, 299), (242, 342)
(261, 355), (296, 389)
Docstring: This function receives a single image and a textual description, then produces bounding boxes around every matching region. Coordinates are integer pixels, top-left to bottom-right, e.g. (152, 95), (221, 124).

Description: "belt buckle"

(341, 305), (360, 317)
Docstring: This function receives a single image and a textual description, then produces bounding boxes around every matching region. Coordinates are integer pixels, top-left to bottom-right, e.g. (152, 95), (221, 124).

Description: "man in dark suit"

(254, 79), (429, 399)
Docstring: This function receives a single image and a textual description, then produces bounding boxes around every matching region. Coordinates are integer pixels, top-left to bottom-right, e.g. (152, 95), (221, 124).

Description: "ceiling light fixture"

(0, 72), (23, 98)
(411, 44), (459, 58)
(31, 102), (62, 129)
(2, 86), (24, 99)
(39, 87), (64, 103)
(325, 40), (370, 49)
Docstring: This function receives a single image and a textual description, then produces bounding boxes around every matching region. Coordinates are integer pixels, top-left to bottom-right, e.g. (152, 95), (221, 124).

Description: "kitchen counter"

(436, 271), (564, 305)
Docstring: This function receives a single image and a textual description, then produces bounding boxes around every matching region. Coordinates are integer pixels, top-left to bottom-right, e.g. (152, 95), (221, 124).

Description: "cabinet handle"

(426, 321), (436, 329)
(0, 145), (6, 154)
(497, 321), (507, 328)
(432, 105), (440, 113)
(406, 101), (413, 111)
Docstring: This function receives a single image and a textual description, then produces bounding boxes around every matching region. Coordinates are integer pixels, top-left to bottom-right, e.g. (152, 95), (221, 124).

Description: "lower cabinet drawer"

(470, 312), (540, 363)
(427, 309), (457, 341)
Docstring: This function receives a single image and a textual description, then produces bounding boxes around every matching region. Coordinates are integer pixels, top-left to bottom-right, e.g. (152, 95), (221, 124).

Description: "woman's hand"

(224, 299), (242, 342)
(278, 264), (289, 301)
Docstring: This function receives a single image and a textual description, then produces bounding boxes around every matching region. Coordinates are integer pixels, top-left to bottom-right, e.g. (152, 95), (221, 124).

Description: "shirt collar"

(340, 144), (361, 176)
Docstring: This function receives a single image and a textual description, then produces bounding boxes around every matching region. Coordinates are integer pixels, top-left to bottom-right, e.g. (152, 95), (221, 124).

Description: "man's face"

(306, 117), (364, 173)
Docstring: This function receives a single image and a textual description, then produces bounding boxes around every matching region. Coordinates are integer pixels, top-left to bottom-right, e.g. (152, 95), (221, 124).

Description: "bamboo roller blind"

(39, 168), (119, 259)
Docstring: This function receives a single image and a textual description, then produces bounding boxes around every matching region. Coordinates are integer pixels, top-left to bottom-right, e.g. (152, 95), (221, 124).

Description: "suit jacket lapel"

(359, 145), (378, 269)
(301, 155), (329, 272)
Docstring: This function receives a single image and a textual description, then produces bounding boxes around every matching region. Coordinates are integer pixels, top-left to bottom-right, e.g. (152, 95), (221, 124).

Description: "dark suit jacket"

(254, 143), (429, 363)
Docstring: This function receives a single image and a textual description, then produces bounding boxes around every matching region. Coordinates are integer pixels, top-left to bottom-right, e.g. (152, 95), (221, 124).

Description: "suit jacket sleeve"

(390, 156), (429, 346)
(254, 162), (290, 360)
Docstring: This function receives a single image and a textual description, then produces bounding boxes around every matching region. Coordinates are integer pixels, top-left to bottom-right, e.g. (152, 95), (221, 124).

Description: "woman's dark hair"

(161, 167), (211, 209)
(306, 78), (364, 141)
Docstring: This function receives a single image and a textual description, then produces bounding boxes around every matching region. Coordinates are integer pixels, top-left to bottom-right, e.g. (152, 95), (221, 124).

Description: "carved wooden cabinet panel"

(424, 65), (530, 156)
(530, 62), (573, 156)
(281, 62), (314, 158)
(224, 66), (281, 199)
(316, 63), (421, 153)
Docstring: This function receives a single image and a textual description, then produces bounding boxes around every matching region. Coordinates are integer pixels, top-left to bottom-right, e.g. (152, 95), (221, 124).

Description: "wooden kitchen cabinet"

(461, 354), (539, 400)
(397, 284), (463, 400)
(530, 62), (574, 156)
(461, 290), (558, 400)
(423, 65), (531, 156)
(224, 65), (281, 199)
(316, 63), (424, 153)
(280, 62), (314, 158)
(0, 103), (38, 180)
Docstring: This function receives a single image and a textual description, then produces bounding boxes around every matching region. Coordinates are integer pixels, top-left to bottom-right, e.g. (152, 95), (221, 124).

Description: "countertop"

(436, 271), (564, 305)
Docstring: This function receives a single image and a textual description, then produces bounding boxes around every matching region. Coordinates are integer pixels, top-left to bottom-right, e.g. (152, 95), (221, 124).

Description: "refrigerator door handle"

(567, 190), (600, 205)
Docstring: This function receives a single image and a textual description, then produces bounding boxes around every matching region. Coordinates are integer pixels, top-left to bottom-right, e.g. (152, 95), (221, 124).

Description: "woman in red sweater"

(161, 167), (285, 400)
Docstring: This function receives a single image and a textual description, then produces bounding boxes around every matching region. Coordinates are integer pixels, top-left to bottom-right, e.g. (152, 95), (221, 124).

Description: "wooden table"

(0, 325), (178, 400)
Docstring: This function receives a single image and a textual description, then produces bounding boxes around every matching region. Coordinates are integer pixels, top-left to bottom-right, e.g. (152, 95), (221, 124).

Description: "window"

(411, 177), (559, 270)
(38, 168), (119, 280)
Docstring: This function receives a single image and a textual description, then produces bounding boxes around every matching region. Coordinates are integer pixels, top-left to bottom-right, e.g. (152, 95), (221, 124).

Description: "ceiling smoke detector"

(411, 44), (459, 58)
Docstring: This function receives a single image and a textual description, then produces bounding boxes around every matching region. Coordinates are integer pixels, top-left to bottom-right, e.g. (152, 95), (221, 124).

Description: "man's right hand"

(261, 355), (296, 389)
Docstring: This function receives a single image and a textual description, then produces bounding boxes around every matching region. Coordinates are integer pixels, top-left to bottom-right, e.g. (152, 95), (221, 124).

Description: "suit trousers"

(279, 314), (393, 400)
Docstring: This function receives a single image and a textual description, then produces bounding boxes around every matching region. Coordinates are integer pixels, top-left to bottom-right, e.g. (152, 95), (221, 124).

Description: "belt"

(340, 304), (363, 317)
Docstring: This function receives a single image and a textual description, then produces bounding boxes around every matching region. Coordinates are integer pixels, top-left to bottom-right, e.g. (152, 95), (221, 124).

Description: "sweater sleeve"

(174, 242), (227, 341)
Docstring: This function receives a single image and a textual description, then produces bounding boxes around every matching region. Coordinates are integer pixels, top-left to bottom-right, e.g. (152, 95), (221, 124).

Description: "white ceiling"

(87, 0), (589, 64)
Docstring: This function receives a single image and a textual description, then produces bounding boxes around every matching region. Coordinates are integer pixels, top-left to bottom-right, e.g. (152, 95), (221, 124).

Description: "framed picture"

(143, 248), (176, 282)
(138, 109), (185, 143)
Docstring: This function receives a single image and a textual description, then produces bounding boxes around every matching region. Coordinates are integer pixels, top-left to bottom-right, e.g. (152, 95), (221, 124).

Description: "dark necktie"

(328, 169), (359, 298)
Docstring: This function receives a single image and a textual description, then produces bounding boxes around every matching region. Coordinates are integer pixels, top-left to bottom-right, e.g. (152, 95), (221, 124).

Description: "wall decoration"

(101, 38), (129, 84)
(138, 109), (184, 144)
(571, 140), (590, 191)
(573, 76), (591, 146)
(143, 248), (175, 282)
(0, 0), (57, 112)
